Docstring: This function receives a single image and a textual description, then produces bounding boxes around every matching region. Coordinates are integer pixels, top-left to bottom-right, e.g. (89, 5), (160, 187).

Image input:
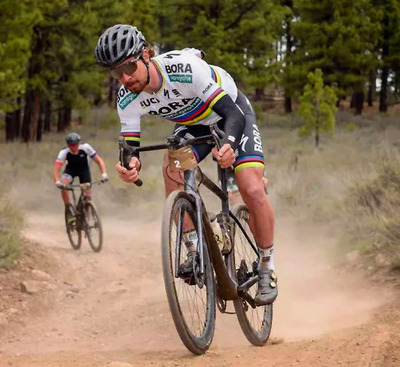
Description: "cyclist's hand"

(56, 181), (64, 189)
(100, 172), (109, 183)
(115, 157), (141, 183)
(212, 143), (235, 168)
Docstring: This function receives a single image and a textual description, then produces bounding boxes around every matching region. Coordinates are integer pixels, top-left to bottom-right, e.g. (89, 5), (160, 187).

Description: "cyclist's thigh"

(62, 169), (74, 184)
(77, 169), (91, 184)
(172, 123), (218, 163)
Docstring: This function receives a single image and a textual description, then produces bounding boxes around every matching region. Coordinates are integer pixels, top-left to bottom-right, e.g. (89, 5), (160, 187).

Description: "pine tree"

(299, 69), (337, 147)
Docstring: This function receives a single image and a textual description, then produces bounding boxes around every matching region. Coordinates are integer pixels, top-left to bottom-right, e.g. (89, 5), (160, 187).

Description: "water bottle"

(209, 213), (224, 251)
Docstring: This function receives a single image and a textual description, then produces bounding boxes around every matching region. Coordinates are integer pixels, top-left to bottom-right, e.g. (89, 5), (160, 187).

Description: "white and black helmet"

(95, 24), (147, 67)
(65, 132), (81, 144)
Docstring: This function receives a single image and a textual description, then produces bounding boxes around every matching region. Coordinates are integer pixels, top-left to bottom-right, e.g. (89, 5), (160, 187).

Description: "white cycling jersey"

(117, 49), (238, 143)
(55, 143), (96, 170)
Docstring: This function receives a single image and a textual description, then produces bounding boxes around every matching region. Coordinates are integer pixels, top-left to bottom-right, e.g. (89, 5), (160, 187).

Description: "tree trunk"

(5, 97), (22, 142)
(284, 96), (292, 113)
(254, 88), (264, 102)
(107, 77), (118, 107)
(57, 109), (64, 132)
(36, 102), (45, 142)
(283, 1), (293, 114)
(315, 104), (320, 148)
(379, 66), (389, 112)
(57, 106), (72, 132)
(22, 90), (34, 142)
(15, 97), (22, 138)
(352, 91), (364, 115)
(30, 92), (40, 141)
(5, 111), (16, 142)
(379, 10), (390, 112)
(22, 27), (43, 142)
(44, 100), (51, 132)
(367, 71), (376, 107)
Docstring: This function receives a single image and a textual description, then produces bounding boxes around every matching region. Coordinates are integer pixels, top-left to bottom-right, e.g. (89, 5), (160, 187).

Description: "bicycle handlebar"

(57, 180), (104, 191)
(118, 137), (143, 187)
(118, 123), (225, 188)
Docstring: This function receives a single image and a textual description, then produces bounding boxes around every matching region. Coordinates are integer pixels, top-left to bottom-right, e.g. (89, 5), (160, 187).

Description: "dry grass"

(2, 106), (400, 269)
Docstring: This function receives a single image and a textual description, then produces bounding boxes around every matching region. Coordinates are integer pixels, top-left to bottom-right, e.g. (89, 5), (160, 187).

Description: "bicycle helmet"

(65, 132), (81, 145)
(95, 24), (147, 67)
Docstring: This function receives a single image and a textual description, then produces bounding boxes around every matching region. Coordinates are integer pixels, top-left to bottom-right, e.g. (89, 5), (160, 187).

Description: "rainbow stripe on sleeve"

(171, 89), (226, 124)
(233, 155), (265, 172)
(170, 66), (225, 124)
(120, 131), (140, 143)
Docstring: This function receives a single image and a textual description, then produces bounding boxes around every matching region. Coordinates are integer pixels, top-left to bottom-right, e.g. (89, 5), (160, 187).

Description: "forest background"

(1, 0), (400, 141)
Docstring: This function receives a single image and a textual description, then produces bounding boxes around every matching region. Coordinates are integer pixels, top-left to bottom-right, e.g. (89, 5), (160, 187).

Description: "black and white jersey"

(55, 143), (97, 173)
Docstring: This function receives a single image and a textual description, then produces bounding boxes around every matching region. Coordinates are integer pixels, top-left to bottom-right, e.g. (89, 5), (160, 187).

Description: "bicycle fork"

(184, 169), (238, 300)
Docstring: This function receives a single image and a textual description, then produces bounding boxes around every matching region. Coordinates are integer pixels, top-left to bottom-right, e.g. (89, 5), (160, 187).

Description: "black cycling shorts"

(172, 89), (265, 173)
(62, 167), (91, 184)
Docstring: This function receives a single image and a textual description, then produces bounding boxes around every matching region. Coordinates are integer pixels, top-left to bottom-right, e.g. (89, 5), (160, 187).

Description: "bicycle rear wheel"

(85, 201), (103, 252)
(161, 190), (216, 355)
(65, 204), (82, 250)
(231, 204), (273, 346)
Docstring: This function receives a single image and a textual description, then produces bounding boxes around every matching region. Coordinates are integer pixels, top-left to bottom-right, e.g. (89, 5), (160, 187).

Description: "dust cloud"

(7, 170), (396, 354)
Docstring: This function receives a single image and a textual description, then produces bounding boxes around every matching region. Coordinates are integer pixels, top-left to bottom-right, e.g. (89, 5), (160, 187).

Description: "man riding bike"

(95, 24), (277, 305)
(53, 132), (109, 217)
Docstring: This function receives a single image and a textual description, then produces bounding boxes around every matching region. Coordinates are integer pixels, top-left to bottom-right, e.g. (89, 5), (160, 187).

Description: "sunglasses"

(109, 55), (142, 79)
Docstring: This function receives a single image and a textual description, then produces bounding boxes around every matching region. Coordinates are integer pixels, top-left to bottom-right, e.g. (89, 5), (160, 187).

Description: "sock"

(183, 230), (198, 253)
(258, 244), (275, 271)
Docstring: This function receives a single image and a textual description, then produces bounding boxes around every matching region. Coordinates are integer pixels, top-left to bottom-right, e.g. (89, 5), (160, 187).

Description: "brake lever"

(118, 137), (143, 187)
(209, 123), (224, 149)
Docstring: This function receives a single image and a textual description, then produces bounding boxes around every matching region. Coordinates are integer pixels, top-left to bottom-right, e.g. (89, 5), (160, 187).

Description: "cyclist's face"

(68, 143), (79, 154)
(111, 55), (147, 93)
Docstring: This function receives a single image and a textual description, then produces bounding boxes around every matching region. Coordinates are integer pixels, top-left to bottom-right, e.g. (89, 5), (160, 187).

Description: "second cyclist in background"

(53, 132), (109, 220)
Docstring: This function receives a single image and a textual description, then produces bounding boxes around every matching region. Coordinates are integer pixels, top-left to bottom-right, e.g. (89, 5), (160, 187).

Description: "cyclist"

(95, 24), (277, 305)
(53, 132), (109, 217)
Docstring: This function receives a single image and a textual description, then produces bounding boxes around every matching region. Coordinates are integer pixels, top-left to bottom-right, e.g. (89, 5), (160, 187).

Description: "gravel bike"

(59, 181), (104, 252)
(119, 124), (273, 355)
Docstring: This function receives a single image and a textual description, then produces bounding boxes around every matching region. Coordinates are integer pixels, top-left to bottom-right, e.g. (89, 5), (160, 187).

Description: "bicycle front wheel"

(84, 201), (103, 252)
(161, 190), (216, 355)
(231, 204), (273, 346)
(65, 204), (82, 250)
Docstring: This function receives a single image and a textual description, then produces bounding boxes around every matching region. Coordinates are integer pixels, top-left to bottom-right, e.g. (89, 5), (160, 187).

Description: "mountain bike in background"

(58, 180), (104, 252)
(119, 124), (273, 355)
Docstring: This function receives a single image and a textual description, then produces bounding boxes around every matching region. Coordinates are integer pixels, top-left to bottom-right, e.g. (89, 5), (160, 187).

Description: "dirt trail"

(0, 209), (400, 367)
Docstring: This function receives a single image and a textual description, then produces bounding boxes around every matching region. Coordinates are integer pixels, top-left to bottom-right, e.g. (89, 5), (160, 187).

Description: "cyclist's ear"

(142, 48), (151, 62)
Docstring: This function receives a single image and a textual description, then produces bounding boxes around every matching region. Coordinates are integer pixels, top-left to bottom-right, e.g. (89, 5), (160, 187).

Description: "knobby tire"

(85, 201), (103, 252)
(65, 204), (82, 250)
(161, 190), (216, 355)
(230, 204), (273, 346)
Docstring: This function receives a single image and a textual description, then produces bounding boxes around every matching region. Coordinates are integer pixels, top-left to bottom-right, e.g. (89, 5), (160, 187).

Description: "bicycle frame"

(120, 128), (260, 305)
(63, 181), (101, 226)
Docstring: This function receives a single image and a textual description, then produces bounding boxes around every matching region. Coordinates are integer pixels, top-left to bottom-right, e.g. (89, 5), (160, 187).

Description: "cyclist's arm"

(53, 160), (63, 182)
(92, 155), (107, 174)
(118, 107), (143, 169)
(54, 148), (67, 183)
(211, 94), (245, 151)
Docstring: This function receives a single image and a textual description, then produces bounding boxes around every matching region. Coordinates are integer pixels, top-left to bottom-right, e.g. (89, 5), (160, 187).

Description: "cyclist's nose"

(119, 73), (132, 84)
